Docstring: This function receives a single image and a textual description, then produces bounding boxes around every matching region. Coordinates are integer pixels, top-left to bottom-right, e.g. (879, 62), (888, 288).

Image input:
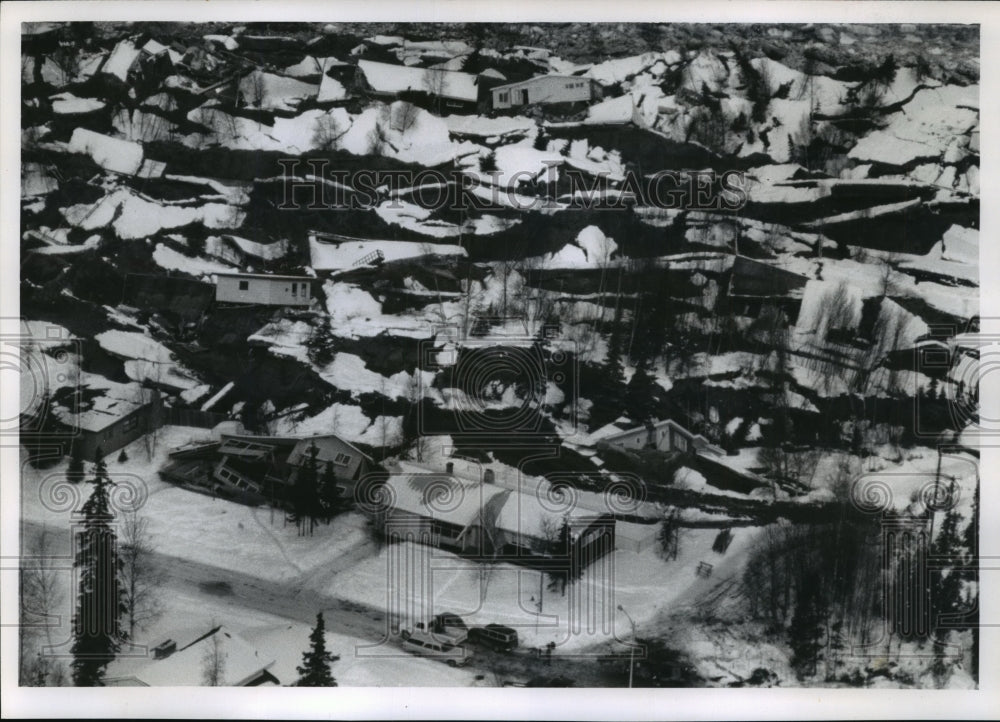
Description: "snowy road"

(21, 519), (616, 685)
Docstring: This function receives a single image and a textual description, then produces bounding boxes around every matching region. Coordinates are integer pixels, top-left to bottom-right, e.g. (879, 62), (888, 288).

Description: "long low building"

(379, 462), (615, 569)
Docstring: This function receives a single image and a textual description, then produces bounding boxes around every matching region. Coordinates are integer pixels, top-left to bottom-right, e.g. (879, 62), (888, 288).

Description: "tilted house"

(490, 74), (602, 111)
(215, 273), (313, 306)
(160, 432), (371, 505)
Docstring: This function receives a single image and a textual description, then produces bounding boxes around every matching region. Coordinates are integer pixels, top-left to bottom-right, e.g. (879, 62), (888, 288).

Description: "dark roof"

(216, 273), (313, 282)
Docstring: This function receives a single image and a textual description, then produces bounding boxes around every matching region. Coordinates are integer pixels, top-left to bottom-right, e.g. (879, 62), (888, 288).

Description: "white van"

(399, 629), (468, 667)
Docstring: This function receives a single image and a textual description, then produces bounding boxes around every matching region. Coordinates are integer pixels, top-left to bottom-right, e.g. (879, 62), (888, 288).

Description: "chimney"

(483, 468), (495, 485)
(445, 461), (454, 475)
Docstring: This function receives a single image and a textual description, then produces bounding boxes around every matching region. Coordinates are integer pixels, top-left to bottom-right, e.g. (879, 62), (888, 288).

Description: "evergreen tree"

(71, 450), (126, 686)
(931, 498), (966, 655)
(625, 361), (661, 424)
(289, 442), (322, 536)
(296, 612), (339, 686)
(604, 298), (626, 387)
(66, 443), (85, 484)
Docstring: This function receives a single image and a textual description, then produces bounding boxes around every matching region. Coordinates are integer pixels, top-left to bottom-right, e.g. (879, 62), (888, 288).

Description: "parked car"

(399, 629), (468, 667)
(413, 612), (468, 644)
(468, 624), (519, 652)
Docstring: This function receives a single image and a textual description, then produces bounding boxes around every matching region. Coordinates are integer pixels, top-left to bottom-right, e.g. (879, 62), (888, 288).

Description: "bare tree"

(201, 629), (226, 686)
(240, 70), (267, 110)
(311, 113), (348, 150)
(120, 511), (164, 640)
(19, 530), (66, 686)
(424, 68), (448, 116)
(391, 101), (421, 134)
(877, 252), (901, 298)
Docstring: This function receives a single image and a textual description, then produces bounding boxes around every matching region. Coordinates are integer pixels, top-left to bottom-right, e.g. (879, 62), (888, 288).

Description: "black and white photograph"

(1, 0), (995, 718)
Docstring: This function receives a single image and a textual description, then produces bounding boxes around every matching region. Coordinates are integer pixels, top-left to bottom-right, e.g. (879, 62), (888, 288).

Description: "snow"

(320, 280), (437, 340)
(585, 95), (639, 125)
(67, 128), (145, 176)
(338, 102), (461, 167)
(375, 201), (464, 238)
(491, 142), (564, 186)
(207, 234), (289, 261)
(48, 370), (154, 433)
(239, 71), (319, 112)
(357, 59), (479, 103)
(201, 381), (235, 411)
(95, 329), (175, 364)
(272, 402), (402, 447)
(939, 224), (979, 265)
(445, 114), (535, 138)
(309, 236), (466, 271)
(103, 38), (140, 81)
(153, 243), (236, 276)
(125, 359), (202, 391)
(49, 92), (105, 114)
(530, 225), (617, 269)
(203, 33), (239, 51)
(22, 163), (59, 196)
(283, 55), (342, 77)
(586, 51), (679, 85)
(112, 108), (178, 143)
(795, 278), (865, 337)
(317, 73), (347, 103)
(849, 85), (979, 165)
(63, 187), (244, 240)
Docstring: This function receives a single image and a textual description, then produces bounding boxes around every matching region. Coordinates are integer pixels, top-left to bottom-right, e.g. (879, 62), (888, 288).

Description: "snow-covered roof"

(386, 472), (508, 529)
(105, 626), (274, 686)
(50, 374), (155, 434)
(385, 465), (605, 542)
(357, 59), (479, 103)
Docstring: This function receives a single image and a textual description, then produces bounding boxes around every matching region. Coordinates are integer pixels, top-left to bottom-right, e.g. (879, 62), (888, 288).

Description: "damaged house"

(160, 432), (372, 505)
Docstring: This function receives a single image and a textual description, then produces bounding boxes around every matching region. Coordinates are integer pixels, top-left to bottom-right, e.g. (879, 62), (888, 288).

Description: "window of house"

(238, 280), (249, 290)
(122, 417), (138, 433)
(292, 284), (297, 297)
(301, 283), (309, 296)
(334, 452), (352, 465)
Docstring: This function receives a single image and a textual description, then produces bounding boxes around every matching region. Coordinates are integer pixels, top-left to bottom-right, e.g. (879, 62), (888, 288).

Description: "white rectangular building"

(215, 273), (312, 306)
